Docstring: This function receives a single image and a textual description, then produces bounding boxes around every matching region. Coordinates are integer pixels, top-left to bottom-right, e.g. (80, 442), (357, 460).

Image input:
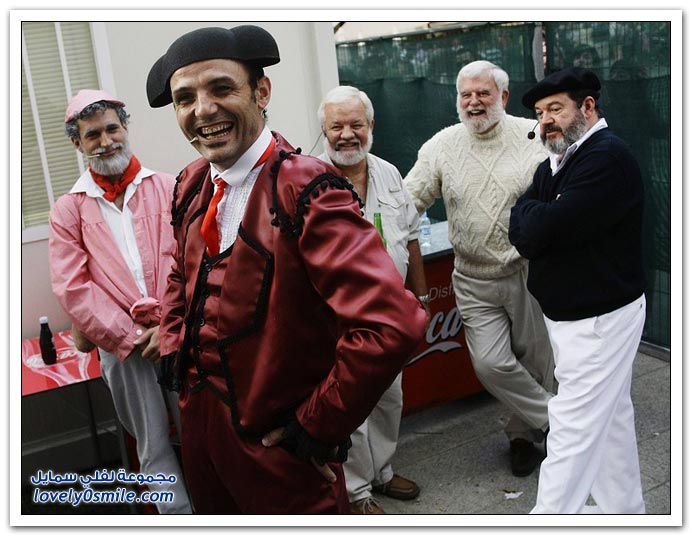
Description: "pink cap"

(64, 89), (124, 123)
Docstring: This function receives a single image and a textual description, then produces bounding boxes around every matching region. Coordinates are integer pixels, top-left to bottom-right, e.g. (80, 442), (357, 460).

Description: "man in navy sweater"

(509, 67), (647, 514)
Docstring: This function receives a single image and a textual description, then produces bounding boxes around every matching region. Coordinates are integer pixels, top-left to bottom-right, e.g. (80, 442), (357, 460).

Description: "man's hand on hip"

(261, 426), (338, 483)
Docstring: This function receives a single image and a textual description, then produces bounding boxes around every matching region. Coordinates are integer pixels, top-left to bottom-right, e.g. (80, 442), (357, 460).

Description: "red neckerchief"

(90, 154), (142, 202)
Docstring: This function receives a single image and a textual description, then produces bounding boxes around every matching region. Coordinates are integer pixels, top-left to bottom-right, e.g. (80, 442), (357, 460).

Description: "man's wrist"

(417, 294), (431, 305)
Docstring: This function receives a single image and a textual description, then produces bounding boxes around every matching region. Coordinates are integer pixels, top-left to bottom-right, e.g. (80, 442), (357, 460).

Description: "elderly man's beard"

(541, 111), (588, 155)
(324, 130), (373, 167)
(87, 141), (133, 176)
(458, 97), (505, 134)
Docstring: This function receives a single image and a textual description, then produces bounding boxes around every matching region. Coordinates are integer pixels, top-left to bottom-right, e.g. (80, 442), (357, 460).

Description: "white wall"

(21, 21), (339, 338)
(334, 21), (429, 42)
(105, 21), (338, 175)
(21, 240), (68, 337)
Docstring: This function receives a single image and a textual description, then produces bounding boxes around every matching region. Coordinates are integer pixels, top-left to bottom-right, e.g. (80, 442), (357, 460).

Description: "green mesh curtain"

(545, 21), (671, 348)
(336, 22), (538, 224)
(335, 21), (671, 349)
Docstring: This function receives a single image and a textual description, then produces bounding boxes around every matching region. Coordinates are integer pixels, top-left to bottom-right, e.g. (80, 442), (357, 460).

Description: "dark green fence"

(335, 21), (671, 348)
(336, 22), (539, 199)
(544, 22), (671, 348)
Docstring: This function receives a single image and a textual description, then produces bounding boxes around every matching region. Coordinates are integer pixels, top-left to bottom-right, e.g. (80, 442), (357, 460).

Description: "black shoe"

(510, 438), (544, 477)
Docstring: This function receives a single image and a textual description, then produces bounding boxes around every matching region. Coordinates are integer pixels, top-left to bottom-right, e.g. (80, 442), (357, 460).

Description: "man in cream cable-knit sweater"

(405, 60), (554, 477)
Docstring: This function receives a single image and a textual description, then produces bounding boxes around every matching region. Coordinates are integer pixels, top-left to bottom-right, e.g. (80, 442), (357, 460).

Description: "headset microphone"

(527, 121), (539, 140)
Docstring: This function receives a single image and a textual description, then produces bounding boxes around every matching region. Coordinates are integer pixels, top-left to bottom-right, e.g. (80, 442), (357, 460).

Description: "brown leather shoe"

(350, 497), (385, 514)
(372, 474), (420, 501)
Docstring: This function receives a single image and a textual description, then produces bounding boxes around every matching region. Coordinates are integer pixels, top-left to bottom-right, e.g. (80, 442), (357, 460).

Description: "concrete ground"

(20, 352), (672, 523)
(374, 351), (672, 517)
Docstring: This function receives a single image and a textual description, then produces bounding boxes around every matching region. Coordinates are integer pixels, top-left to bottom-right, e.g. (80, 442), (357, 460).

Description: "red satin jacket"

(159, 132), (426, 445)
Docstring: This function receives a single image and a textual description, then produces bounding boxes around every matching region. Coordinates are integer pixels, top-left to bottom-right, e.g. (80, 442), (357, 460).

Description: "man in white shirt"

(317, 85), (430, 514)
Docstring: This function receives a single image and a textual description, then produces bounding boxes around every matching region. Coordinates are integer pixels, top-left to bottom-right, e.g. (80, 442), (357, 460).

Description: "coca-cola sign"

(407, 306), (463, 367)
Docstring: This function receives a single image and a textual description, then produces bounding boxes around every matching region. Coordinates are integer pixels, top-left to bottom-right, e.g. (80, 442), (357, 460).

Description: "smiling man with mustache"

(405, 60), (555, 479)
(49, 89), (192, 514)
(147, 25), (426, 515)
(317, 85), (430, 515)
(510, 67), (648, 515)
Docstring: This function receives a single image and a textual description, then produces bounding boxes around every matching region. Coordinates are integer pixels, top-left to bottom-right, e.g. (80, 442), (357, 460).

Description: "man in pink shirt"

(48, 89), (191, 514)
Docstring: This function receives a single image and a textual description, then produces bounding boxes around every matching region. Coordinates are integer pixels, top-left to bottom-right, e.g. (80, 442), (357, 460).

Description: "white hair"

(456, 60), (509, 94)
(317, 85), (374, 130)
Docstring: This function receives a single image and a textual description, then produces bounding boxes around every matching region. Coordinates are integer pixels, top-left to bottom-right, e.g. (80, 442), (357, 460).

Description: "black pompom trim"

(269, 150), (363, 239)
(171, 167), (206, 227)
(292, 174), (363, 237)
(269, 149), (300, 235)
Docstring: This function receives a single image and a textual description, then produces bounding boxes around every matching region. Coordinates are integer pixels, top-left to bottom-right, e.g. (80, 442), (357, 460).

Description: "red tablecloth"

(402, 252), (484, 415)
(22, 330), (101, 396)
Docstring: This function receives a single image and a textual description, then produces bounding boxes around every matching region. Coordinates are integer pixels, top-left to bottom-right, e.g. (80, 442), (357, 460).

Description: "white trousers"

(454, 264), (554, 442)
(100, 348), (192, 514)
(343, 372), (402, 502)
(531, 294), (647, 514)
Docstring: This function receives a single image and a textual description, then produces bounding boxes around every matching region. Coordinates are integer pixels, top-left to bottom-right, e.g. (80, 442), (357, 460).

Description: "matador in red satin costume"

(147, 25), (426, 514)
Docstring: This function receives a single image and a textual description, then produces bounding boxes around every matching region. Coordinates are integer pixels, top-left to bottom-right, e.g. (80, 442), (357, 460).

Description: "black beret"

(146, 25), (280, 108)
(521, 67), (601, 109)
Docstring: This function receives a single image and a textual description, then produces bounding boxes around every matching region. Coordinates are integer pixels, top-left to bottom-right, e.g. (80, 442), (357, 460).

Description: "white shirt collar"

(70, 163), (155, 197)
(210, 127), (272, 187)
(550, 118), (608, 174)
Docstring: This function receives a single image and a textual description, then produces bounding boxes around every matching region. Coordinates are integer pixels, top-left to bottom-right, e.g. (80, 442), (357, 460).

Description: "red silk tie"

(199, 137), (276, 257)
(200, 178), (226, 257)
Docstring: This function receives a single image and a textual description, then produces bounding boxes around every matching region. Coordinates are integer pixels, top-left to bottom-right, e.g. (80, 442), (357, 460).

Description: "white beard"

(88, 141), (133, 176)
(324, 131), (373, 167)
(460, 99), (505, 135)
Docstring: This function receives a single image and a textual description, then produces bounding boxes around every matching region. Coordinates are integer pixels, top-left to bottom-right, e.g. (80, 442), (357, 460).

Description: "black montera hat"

(521, 67), (601, 109)
(146, 25), (280, 108)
